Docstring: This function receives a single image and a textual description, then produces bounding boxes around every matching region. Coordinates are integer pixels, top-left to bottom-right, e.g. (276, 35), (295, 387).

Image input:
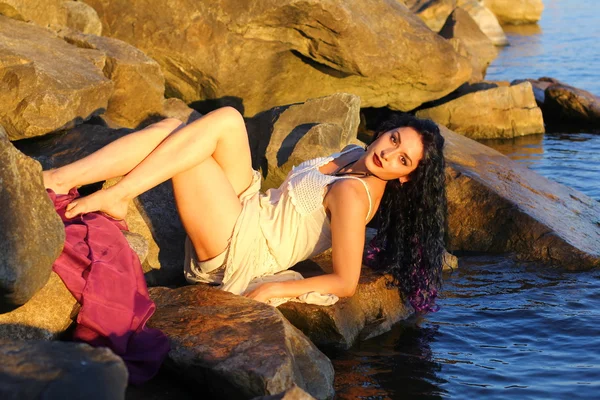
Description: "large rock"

(246, 93), (361, 190)
(439, 7), (497, 81)
(416, 82), (545, 139)
(0, 16), (113, 140)
(442, 126), (600, 270)
(253, 385), (316, 400)
(543, 83), (600, 127)
(279, 261), (412, 351)
(58, 28), (166, 128)
(148, 285), (335, 400)
(0, 272), (78, 340)
(0, 127), (65, 311)
(0, 0), (102, 34)
(402, 0), (457, 32)
(483, 0), (544, 25)
(0, 339), (127, 400)
(84, 0), (471, 115)
(456, 0), (508, 45)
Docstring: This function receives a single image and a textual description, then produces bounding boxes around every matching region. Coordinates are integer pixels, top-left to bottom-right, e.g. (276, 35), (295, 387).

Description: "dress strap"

(335, 176), (373, 222)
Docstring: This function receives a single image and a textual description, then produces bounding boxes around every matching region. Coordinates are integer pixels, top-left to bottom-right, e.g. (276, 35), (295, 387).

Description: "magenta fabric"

(48, 188), (170, 385)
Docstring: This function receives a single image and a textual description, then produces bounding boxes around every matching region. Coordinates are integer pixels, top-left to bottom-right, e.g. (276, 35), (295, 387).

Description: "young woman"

(43, 107), (446, 311)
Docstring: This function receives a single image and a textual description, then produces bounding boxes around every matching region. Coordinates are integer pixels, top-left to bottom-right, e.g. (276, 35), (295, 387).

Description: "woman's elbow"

(338, 283), (357, 298)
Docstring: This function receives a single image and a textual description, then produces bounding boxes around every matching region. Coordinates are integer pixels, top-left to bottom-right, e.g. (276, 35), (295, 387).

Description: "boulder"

(0, 339), (127, 400)
(58, 28), (166, 128)
(0, 16), (113, 140)
(416, 82), (544, 139)
(456, 0), (508, 45)
(278, 262), (412, 351)
(84, 0), (471, 115)
(0, 127), (65, 311)
(246, 93), (361, 190)
(439, 8), (497, 81)
(148, 285), (335, 400)
(402, 0), (457, 32)
(543, 83), (600, 127)
(61, 0), (103, 35)
(0, 272), (78, 340)
(483, 0), (544, 25)
(0, 1), (102, 34)
(442, 125), (600, 270)
(161, 98), (203, 125)
(253, 385), (316, 400)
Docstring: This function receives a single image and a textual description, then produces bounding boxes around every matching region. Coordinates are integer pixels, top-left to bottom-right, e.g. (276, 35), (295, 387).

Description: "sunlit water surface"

(335, 1), (600, 398)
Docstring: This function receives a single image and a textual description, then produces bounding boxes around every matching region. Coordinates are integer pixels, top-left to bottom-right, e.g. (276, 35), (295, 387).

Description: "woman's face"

(365, 127), (424, 182)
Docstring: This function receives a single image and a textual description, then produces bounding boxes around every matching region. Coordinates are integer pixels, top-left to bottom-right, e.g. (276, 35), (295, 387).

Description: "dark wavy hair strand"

(365, 114), (447, 313)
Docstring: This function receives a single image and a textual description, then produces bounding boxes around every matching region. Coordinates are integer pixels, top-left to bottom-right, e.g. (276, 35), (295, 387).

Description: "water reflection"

(334, 256), (600, 399)
(501, 24), (542, 36)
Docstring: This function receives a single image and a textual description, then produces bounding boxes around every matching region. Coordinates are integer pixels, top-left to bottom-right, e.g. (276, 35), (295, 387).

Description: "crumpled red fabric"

(48, 188), (170, 385)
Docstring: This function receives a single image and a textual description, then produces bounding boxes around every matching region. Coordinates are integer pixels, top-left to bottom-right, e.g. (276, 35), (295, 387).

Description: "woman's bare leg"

(43, 118), (184, 195)
(64, 107), (254, 259)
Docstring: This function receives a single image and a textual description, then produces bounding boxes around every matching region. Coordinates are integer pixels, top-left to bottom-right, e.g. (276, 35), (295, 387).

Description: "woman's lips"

(373, 153), (382, 168)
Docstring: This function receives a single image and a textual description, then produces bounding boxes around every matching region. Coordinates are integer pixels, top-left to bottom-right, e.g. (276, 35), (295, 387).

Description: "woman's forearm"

(269, 272), (358, 299)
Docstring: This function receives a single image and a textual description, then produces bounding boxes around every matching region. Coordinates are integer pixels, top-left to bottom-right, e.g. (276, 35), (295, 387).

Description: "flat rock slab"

(84, 0), (470, 115)
(417, 82), (544, 139)
(442, 126), (600, 270)
(0, 272), (78, 340)
(279, 260), (412, 351)
(0, 127), (64, 310)
(0, 16), (113, 139)
(148, 285), (335, 400)
(0, 339), (128, 400)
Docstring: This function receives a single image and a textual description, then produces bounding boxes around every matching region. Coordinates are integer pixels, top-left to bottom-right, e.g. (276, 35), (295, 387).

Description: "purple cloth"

(48, 188), (170, 385)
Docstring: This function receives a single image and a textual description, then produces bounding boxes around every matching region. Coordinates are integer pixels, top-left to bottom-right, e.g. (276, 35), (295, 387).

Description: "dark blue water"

(335, 1), (600, 398)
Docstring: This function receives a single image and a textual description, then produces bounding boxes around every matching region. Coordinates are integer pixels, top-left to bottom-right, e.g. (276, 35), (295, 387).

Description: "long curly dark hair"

(364, 114), (447, 313)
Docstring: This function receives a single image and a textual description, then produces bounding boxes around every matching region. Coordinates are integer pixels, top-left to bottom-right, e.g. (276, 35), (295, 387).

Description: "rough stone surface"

(543, 83), (600, 126)
(246, 93), (361, 190)
(483, 0), (544, 25)
(161, 98), (203, 125)
(439, 7), (497, 80)
(279, 259), (412, 351)
(0, 0), (66, 27)
(84, 0), (470, 115)
(456, 0), (508, 45)
(0, 127), (65, 311)
(0, 339), (127, 400)
(122, 231), (150, 267)
(416, 82), (544, 139)
(442, 125), (600, 270)
(403, 0), (457, 32)
(57, 28), (165, 128)
(0, 16), (113, 140)
(62, 0), (103, 35)
(148, 285), (335, 400)
(253, 385), (316, 400)
(0, 272), (78, 340)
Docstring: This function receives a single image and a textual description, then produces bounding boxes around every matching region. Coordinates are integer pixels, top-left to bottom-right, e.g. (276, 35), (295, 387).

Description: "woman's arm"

(245, 179), (369, 302)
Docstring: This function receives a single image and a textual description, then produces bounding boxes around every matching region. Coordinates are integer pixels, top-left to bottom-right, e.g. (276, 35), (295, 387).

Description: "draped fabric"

(48, 188), (169, 385)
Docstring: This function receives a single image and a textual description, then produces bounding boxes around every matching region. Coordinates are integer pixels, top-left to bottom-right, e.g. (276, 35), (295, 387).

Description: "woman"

(43, 107), (446, 311)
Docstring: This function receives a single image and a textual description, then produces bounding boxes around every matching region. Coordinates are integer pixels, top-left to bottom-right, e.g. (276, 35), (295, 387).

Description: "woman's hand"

(244, 282), (278, 303)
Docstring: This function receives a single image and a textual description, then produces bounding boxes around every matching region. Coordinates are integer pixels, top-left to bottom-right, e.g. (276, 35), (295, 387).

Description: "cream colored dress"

(184, 145), (373, 306)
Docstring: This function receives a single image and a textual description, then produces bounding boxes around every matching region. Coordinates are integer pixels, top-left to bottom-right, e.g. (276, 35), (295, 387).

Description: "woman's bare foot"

(43, 169), (74, 195)
(65, 189), (129, 220)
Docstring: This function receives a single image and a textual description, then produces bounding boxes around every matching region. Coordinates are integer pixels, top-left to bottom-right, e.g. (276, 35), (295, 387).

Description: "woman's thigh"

(172, 156), (246, 261)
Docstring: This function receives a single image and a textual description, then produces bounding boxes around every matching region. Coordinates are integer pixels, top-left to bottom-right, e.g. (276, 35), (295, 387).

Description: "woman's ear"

(399, 176), (410, 184)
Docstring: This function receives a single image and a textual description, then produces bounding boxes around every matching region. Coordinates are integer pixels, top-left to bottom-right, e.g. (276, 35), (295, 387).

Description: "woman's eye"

(390, 135), (397, 144)
(400, 156), (406, 166)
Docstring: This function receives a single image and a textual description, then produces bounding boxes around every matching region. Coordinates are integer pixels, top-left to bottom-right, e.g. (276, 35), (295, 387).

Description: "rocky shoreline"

(1, 1), (599, 399)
